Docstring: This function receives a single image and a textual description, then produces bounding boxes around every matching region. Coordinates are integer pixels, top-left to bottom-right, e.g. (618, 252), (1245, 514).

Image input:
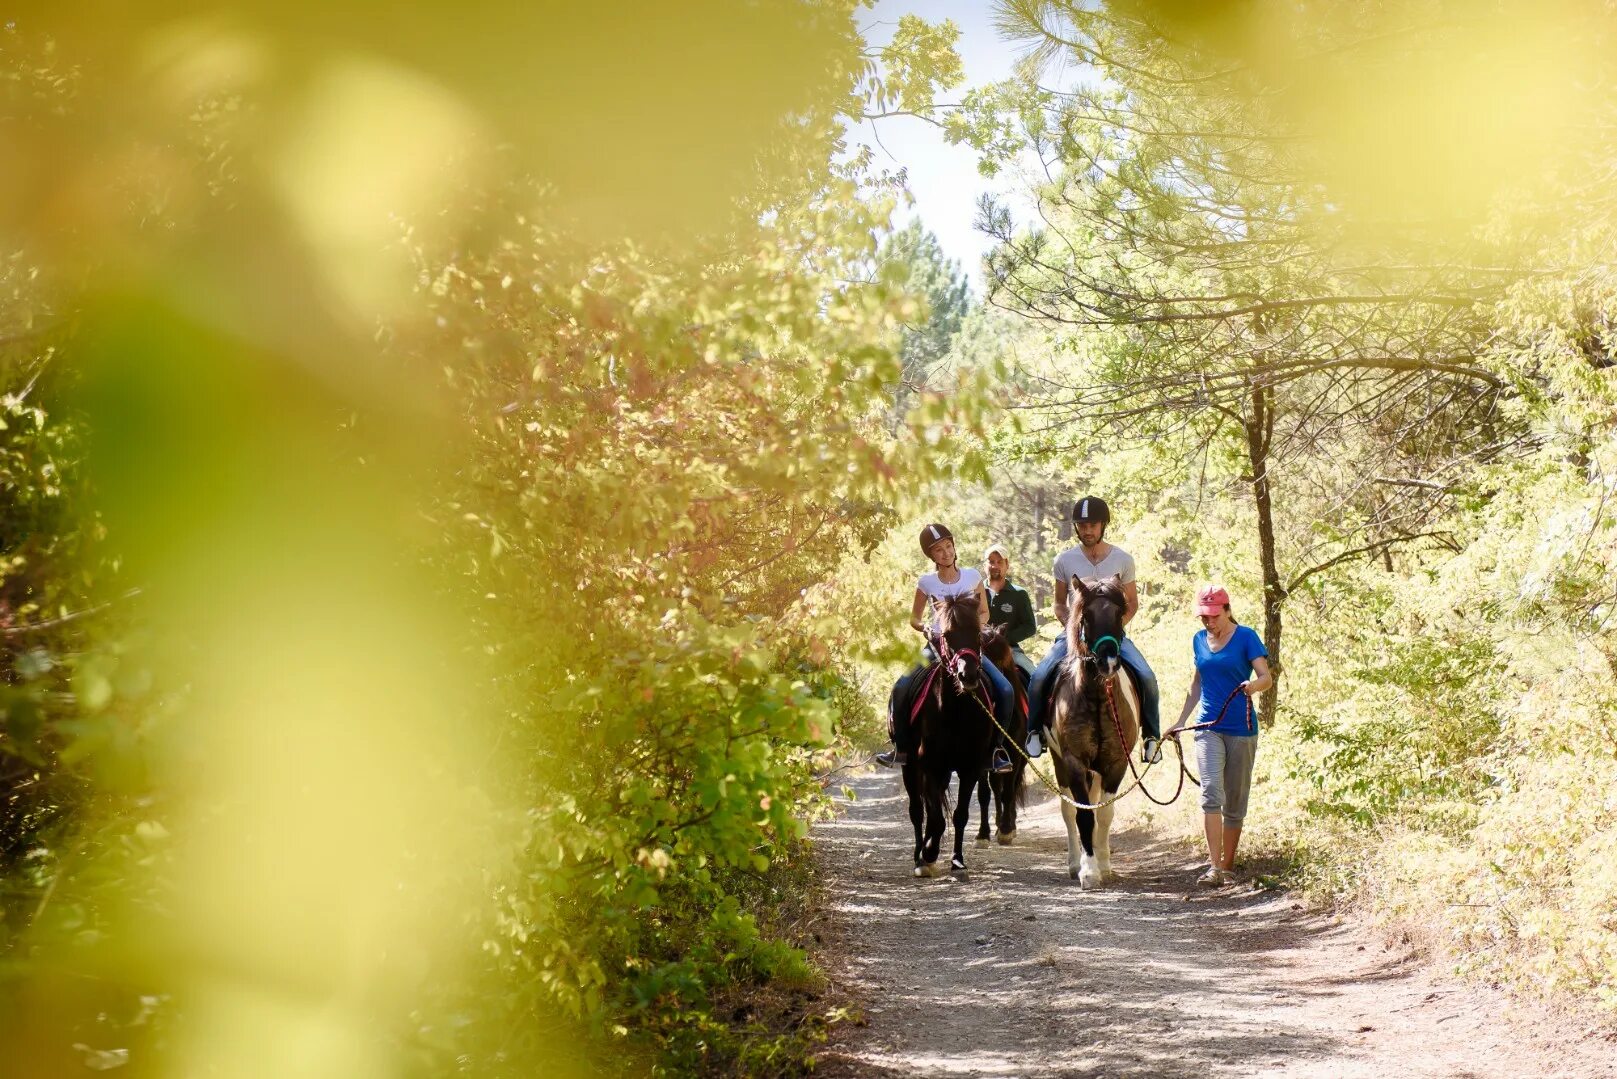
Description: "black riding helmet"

(919, 522), (954, 557)
(1072, 496), (1111, 524)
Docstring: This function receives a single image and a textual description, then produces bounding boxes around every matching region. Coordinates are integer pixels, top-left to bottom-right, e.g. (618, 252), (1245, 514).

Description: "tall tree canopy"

(959, 0), (1617, 715)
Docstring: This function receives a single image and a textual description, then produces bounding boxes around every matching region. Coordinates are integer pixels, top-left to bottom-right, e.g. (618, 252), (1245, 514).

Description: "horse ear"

(1073, 575), (1094, 600)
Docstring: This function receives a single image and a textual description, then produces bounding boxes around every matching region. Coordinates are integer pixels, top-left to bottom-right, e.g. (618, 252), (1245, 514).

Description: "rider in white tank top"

(918, 566), (983, 633)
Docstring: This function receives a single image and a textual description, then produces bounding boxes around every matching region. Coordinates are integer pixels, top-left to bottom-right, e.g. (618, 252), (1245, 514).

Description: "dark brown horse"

(1047, 575), (1140, 887)
(976, 624), (1028, 845)
(901, 594), (996, 877)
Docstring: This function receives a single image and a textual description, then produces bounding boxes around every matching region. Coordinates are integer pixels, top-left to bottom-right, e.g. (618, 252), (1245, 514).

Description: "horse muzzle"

(950, 650), (981, 687)
(1089, 634), (1121, 675)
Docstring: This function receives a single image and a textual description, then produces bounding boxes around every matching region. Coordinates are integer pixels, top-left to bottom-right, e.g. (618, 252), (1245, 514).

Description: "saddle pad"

(895, 663), (995, 728)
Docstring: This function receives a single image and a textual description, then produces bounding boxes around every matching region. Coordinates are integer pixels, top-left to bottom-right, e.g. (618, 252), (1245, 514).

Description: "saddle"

(887, 661), (995, 742)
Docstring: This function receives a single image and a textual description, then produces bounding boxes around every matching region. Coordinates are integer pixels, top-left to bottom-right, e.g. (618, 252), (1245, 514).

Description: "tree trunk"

(1245, 381), (1283, 724)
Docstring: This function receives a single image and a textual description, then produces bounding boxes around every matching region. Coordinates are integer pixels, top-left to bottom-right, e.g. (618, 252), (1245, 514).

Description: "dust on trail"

(810, 769), (1617, 1079)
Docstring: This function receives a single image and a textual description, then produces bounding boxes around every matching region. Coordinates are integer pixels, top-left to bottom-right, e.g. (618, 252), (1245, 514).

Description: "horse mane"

(1064, 574), (1127, 653)
(934, 593), (980, 635)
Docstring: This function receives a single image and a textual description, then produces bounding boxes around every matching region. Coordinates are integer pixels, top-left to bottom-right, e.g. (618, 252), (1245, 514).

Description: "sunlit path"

(811, 770), (1617, 1079)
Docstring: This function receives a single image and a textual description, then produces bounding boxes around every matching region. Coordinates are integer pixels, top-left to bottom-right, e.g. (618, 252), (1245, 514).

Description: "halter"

(1073, 628), (1122, 668)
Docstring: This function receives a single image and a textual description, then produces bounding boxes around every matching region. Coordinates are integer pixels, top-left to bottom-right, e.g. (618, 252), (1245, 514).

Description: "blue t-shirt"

(1194, 624), (1267, 735)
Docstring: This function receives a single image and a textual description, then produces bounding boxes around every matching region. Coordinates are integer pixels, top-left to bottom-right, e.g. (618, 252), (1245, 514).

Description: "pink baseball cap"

(1195, 585), (1230, 616)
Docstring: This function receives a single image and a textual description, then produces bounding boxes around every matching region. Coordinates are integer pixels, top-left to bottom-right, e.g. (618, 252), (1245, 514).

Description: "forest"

(2, 2), (1616, 1076)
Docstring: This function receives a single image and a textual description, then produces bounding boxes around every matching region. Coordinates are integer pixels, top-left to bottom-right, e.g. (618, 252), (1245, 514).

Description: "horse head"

(934, 593), (984, 692)
(980, 623), (1013, 678)
(1068, 574), (1128, 679)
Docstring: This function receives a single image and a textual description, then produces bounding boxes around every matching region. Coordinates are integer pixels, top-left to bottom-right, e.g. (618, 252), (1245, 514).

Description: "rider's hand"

(1240, 680), (1260, 698)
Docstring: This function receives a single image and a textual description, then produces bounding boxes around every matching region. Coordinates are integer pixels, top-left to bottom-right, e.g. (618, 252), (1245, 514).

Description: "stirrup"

(1025, 730), (1043, 758)
(875, 748), (907, 768)
(991, 748), (1013, 774)
(1140, 737), (1161, 764)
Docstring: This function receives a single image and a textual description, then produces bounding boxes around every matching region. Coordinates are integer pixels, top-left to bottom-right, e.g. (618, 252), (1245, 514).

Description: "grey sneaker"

(875, 748), (907, 768)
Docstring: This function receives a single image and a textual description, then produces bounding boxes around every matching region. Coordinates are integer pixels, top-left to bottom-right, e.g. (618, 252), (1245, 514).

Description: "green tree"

(0, 4), (985, 1075)
(956, 0), (1577, 719)
(877, 220), (973, 423)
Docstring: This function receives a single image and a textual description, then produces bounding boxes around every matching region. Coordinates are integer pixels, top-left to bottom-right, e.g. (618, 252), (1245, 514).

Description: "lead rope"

(970, 677), (1253, 812)
(967, 675), (1156, 812)
(1103, 675), (1191, 807)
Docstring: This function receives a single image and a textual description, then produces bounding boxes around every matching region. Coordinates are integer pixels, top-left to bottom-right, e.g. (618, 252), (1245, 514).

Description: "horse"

(976, 624), (1028, 845)
(1044, 574), (1140, 888)
(901, 594), (996, 878)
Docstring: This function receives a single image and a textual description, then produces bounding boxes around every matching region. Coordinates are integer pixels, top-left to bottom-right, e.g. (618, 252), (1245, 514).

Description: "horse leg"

(1059, 785), (1084, 880)
(1080, 776), (1106, 892)
(1095, 775), (1117, 880)
(952, 771), (974, 871)
(905, 765), (924, 867)
(975, 768), (992, 847)
(915, 783), (947, 878)
(996, 764), (1019, 843)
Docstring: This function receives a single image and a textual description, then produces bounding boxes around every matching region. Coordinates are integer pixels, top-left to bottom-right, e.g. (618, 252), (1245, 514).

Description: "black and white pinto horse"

(1044, 575), (1140, 888)
(901, 594), (996, 878)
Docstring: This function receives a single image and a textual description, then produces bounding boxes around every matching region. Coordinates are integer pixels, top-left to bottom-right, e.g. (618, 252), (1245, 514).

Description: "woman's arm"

(1169, 670), (1202, 731)
(1242, 656), (1273, 696)
(975, 582), (990, 627)
(910, 588), (930, 635)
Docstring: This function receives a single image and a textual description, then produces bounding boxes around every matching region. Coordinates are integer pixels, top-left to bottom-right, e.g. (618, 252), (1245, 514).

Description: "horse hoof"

(914, 861), (946, 879)
(1080, 870), (1102, 890)
(1069, 866), (1079, 880)
(996, 831), (1015, 846)
(974, 837), (991, 848)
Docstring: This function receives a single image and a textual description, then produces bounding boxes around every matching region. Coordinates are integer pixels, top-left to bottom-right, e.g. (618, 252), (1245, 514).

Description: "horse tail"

(918, 762), (955, 816)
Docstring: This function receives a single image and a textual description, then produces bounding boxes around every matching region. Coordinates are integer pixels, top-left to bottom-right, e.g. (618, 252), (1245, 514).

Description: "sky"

(847, 0), (1031, 288)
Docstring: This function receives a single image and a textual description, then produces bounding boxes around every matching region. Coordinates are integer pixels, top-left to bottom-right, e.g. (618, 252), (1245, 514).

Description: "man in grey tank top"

(1024, 497), (1162, 762)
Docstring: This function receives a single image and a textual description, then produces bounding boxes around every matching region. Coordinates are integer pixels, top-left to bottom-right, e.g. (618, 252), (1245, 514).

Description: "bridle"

(929, 626), (982, 694)
(1072, 598), (1125, 671)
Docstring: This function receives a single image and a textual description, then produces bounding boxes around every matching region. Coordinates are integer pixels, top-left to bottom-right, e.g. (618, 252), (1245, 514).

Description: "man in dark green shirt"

(984, 544), (1037, 683)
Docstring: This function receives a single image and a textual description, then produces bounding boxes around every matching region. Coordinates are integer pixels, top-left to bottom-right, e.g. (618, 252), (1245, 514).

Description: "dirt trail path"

(811, 769), (1617, 1079)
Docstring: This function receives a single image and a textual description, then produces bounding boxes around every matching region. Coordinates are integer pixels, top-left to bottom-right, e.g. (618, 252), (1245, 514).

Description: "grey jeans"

(1195, 730), (1258, 826)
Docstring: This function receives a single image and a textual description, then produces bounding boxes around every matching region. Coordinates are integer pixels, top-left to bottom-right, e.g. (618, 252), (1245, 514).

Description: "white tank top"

(918, 567), (982, 632)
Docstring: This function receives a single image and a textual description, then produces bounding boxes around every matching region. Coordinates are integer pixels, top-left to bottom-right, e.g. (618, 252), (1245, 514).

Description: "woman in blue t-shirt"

(1167, 585), (1273, 886)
